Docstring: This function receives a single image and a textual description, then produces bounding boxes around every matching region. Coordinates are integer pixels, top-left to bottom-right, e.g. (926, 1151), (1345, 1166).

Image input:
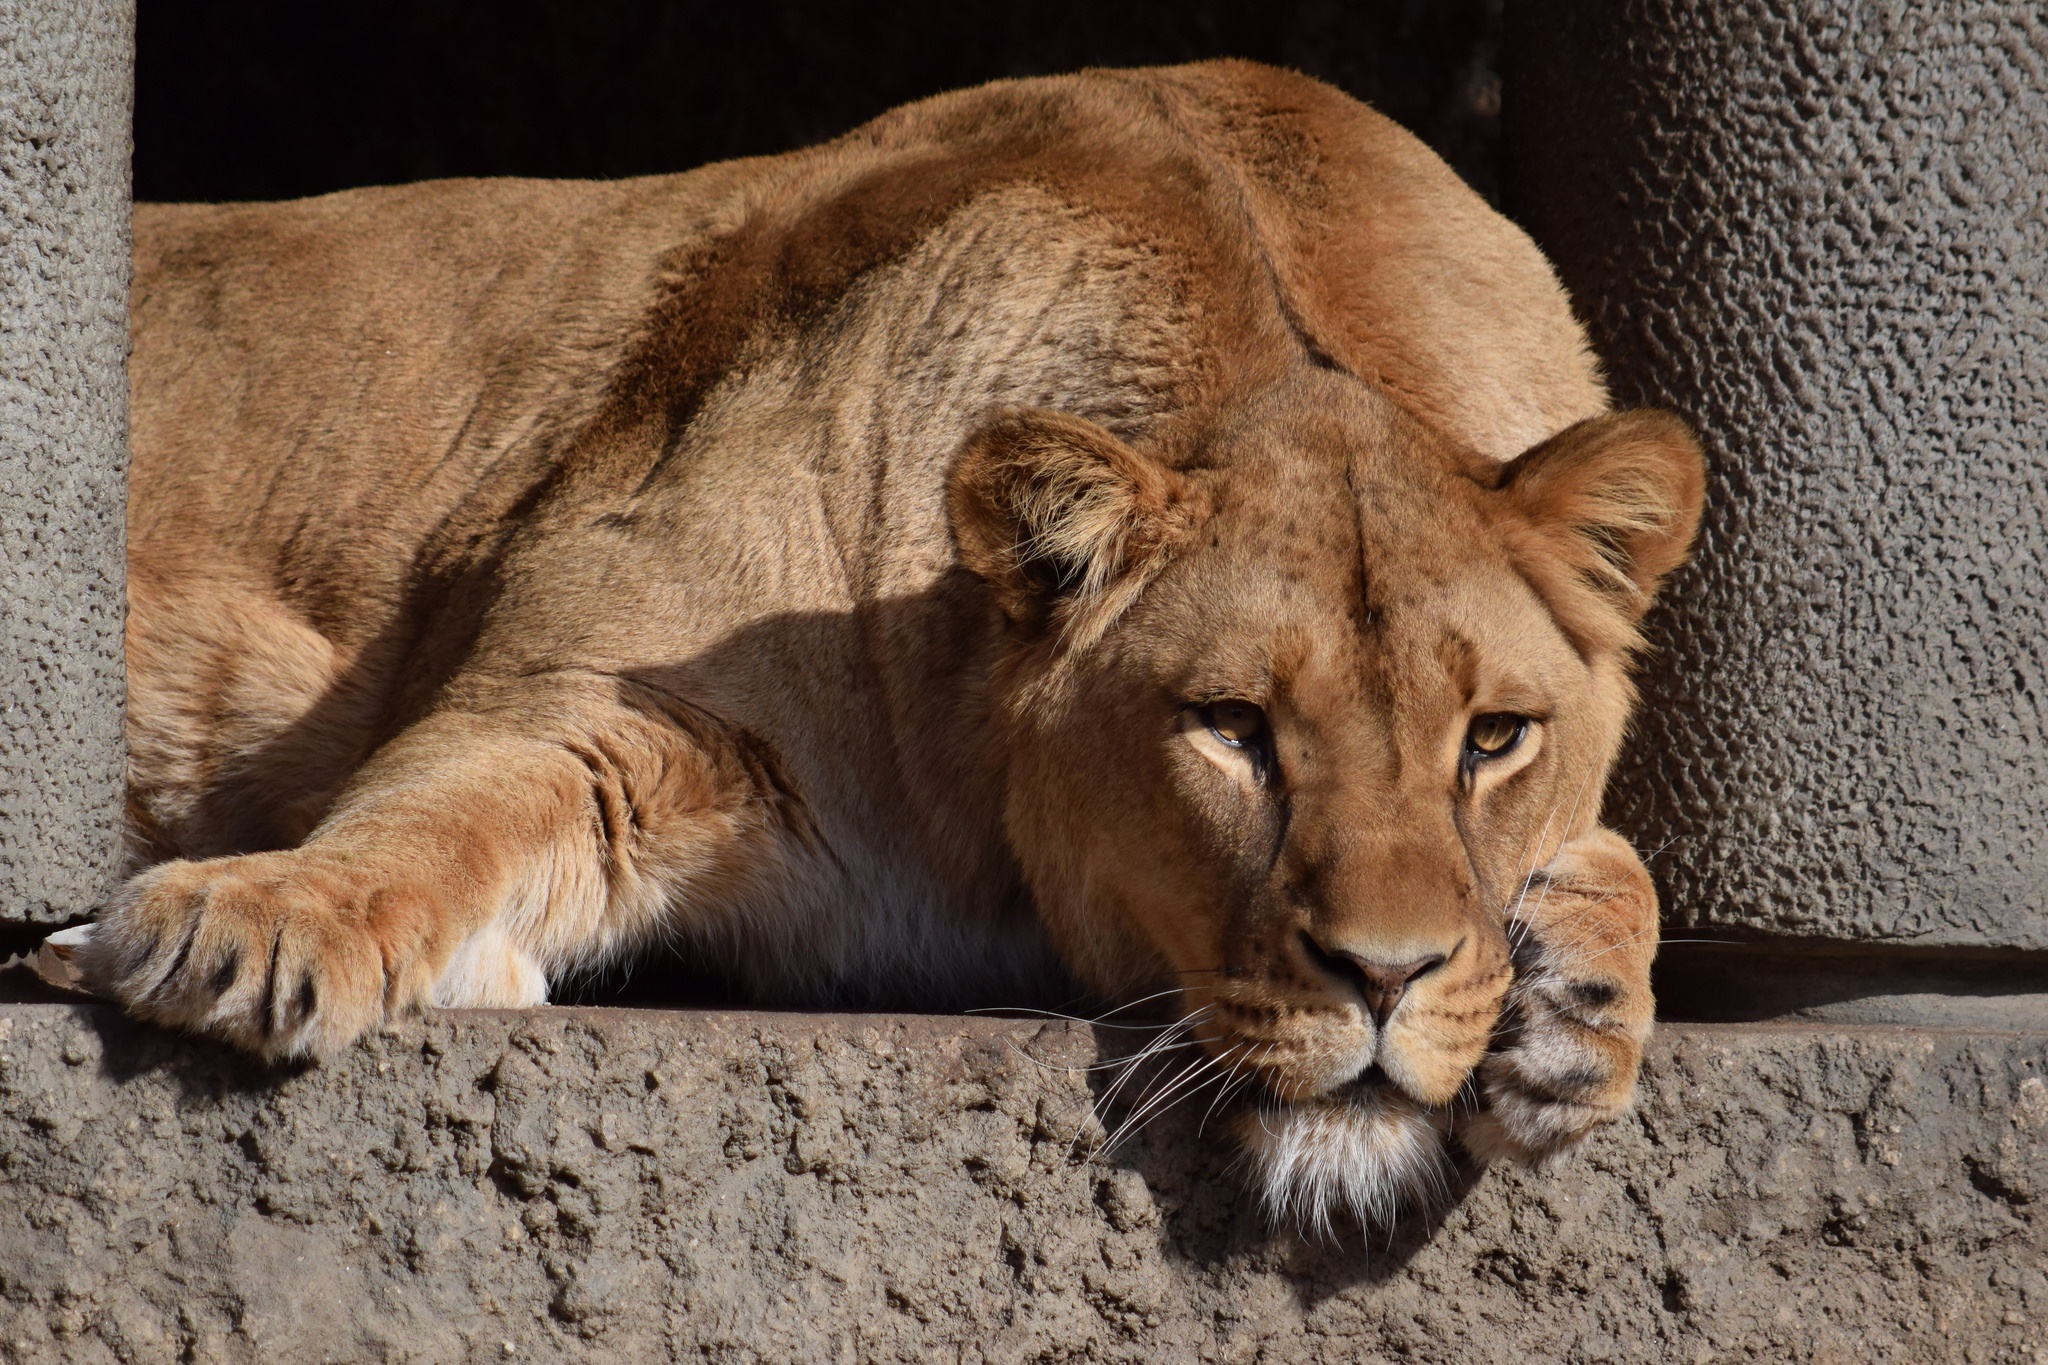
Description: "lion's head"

(951, 366), (1703, 1227)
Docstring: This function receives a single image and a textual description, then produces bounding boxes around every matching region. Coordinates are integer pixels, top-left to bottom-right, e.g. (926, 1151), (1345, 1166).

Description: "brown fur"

(88, 61), (1703, 1218)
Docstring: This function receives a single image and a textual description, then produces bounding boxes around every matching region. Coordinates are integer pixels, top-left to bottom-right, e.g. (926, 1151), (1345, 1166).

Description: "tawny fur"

(90, 61), (1704, 1227)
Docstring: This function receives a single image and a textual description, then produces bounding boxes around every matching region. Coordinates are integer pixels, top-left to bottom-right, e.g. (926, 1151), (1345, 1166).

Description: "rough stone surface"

(0, 1003), (2042, 1363)
(0, 0), (133, 927)
(1505, 1), (2048, 948)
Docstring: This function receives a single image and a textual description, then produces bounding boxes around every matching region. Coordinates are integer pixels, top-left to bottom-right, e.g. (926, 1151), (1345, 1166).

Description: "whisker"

(1519, 768), (1599, 934)
(1006, 1034), (1208, 1077)
(1098, 1045), (1209, 1149)
(970, 983), (1191, 1029)
(1503, 787), (1576, 950)
(1100, 1052), (1229, 1156)
(1066, 1010), (1213, 1160)
(1198, 1068), (1267, 1144)
(1535, 889), (1635, 960)
(1251, 1043), (1285, 1141)
(1563, 921), (1667, 967)
(1098, 1017), (1199, 1095)
(1197, 1039), (1262, 1139)
(1530, 884), (1649, 958)
(1640, 834), (1685, 866)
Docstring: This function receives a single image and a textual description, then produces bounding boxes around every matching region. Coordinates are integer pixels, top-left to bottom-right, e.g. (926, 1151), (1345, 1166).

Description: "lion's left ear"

(949, 408), (1201, 641)
(1496, 409), (1706, 651)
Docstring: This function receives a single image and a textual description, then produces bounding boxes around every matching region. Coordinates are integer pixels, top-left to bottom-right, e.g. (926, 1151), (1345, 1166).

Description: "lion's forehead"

(1167, 512), (1571, 695)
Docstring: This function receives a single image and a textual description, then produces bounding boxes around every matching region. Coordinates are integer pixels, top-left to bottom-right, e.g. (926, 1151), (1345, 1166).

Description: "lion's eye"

(1200, 701), (1268, 748)
(1466, 713), (1528, 759)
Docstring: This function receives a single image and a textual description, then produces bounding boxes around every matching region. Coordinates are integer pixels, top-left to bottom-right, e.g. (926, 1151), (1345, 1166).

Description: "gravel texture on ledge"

(0, 1004), (2042, 1363)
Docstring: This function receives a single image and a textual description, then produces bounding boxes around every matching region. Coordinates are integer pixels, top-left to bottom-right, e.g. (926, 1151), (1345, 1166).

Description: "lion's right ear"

(948, 409), (1200, 641)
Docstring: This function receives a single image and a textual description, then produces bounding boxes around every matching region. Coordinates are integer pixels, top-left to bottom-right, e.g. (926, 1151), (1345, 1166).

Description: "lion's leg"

(80, 676), (780, 1059)
(1456, 826), (1659, 1165)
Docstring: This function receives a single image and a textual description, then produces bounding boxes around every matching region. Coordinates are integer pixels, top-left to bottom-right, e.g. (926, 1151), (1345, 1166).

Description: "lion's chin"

(1238, 1086), (1454, 1236)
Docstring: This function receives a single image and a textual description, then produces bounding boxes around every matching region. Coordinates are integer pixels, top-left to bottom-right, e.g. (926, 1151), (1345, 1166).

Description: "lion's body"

(128, 62), (1602, 1002)
(105, 62), (1698, 1226)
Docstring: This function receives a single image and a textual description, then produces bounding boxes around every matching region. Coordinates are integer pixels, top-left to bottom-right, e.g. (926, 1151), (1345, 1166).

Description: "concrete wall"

(1, 1004), (2042, 1364)
(1506, 0), (2048, 950)
(0, 0), (133, 928)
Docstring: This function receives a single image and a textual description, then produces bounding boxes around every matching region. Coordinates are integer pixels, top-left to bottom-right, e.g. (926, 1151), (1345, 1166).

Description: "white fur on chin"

(1239, 1089), (1454, 1237)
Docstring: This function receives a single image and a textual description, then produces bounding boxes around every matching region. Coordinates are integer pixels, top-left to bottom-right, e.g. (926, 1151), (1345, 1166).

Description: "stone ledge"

(0, 1003), (2042, 1363)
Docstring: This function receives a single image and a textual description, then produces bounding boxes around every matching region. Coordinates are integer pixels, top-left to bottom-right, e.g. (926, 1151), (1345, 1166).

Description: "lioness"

(83, 60), (1703, 1228)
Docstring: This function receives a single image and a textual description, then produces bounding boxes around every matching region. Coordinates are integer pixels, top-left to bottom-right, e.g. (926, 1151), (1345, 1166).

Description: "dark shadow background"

(136, 0), (1504, 206)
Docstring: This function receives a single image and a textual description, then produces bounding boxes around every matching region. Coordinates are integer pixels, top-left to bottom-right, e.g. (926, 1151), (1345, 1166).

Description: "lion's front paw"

(1458, 827), (1658, 1166)
(80, 852), (442, 1061)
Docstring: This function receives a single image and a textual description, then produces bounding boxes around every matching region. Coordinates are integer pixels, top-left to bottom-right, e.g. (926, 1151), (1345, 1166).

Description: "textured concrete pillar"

(0, 1), (133, 926)
(1506, 2), (2048, 948)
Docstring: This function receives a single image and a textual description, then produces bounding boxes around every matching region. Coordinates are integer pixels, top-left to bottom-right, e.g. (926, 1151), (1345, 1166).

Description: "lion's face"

(953, 370), (1702, 1224)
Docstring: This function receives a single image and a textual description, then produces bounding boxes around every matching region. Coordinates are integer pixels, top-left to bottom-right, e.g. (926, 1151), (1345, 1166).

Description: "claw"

(33, 924), (98, 995)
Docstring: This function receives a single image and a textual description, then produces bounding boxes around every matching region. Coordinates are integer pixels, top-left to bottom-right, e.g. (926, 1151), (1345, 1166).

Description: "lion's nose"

(1301, 933), (1450, 1028)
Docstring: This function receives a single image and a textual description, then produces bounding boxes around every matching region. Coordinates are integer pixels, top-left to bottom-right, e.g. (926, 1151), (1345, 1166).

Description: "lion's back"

(1139, 61), (1608, 458)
